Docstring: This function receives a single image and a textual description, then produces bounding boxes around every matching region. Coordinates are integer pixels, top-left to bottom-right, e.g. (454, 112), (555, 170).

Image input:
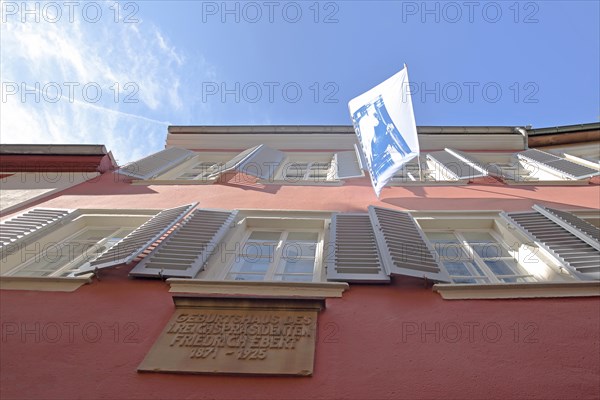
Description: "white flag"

(348, 65), (419, 197)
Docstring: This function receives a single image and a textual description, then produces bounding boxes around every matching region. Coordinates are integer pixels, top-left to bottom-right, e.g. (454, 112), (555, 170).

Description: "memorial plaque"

(138, 296), (324, 376)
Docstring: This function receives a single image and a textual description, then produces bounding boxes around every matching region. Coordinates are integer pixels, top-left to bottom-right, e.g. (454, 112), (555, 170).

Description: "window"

(389, 160), (436, 183)
(0, 206), (191, 281)
(425, 230), (535, 284)
(8, 227), (133, 278)
(176, 161), (221, 181)
(387, 150), (487, 185)
(226, 229), (322, 282)
(282, 161), (334, 183)
(262, 146), (364, 184)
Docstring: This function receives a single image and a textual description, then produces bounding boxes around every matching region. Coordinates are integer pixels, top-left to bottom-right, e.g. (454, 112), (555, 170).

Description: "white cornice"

(167, 133), (525, 152)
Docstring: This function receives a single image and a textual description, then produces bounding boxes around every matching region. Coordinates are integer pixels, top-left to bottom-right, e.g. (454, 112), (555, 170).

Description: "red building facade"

(1, 123), (599, 399)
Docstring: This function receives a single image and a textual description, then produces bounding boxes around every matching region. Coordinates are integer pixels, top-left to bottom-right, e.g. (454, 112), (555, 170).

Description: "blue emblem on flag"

(348, 65), (420, 197)
(351, 96), (412, 186)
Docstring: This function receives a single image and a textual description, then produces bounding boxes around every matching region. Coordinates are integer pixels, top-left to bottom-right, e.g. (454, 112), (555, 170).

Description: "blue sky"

(1, 1), (599, 164)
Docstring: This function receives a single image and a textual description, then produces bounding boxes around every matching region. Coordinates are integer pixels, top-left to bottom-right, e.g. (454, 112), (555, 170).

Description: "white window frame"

(265, 153), (339, 185)
(388, 157), (447, 185)
(280, 160), (336, 183)
(217, 226), (325, 283)
(426, 228), (536, 284)
(174, 161), (222, 181)
(1, 210), (155, 280)
(6, 226), (134, 278)
(387, 151), (596, 186)
(412, 210), (582, 283)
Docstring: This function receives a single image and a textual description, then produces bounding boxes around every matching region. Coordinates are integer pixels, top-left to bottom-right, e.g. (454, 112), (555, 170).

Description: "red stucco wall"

(1, 270), (599, 400)
(2, 172), (599, 217)
(1, 171), (599, 400)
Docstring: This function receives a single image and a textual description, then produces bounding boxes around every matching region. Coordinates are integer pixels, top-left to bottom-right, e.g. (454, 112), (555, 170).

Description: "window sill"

(131, 179), (216, 185)
(257, 179), (344, 186)
(502, 179), (591, 186)
(387, 180), (468, 187)
(0, 276), (92, 292)
(167, 279), (349, 298)
(434, 281), (600, 300)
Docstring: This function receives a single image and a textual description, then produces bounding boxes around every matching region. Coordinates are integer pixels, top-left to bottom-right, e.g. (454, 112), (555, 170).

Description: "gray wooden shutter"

(503, 208), (600, 280)
(326, 213), (389, 282)
(517, 149), (599, 180)
(445, 148), (489, 175)
(334, 144), (365, 179)
(75, 203), (197, 275)
(129, 209), (238, 278)
(533, 205), (600, 249)
(119, 147), (196, 179)
(368, 206), (451, 282)
(1, 208), (72, 248)
(427, 149), (487, 180)
(219, 144), (285, 180)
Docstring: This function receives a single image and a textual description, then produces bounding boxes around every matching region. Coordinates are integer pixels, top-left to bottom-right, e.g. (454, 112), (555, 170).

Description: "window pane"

(17, 250), (73, 276)
(283, 243), (316, 259)
(285, 164), (308, 178)
(452, 277), (477, 284)
(279, 259), (315, 274)
(230, 259), (270, 274)
(74, 229), (118, 241)
(443, 261), (473, 277)
(427, 233), (466, 260)
(470, 243), (510, 259)
(485, 259), (518, 276)
(463, 232), (510, 258)
(241, 243), (275, 258)
(444, 261), (488, 284)
(243, 231), (279, 259)
(431, 242), (467, 260)
(284, 232), (318, 258)
(287, 232), (319, 242)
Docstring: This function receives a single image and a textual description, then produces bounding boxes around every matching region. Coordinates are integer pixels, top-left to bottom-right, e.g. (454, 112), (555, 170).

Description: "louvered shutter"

(503, 208), (600, 280)
(74, 203), (197, 275)
(119, 147), (196, 179)
(129, 209), (238, 278)
(326, 213), (389, 282)
(427, 149), (487, 180)
(369, 206), (451, 282)
(445, 148), (489, 175)
(219, 144), (285, 180)
(533, 205), (600, 249)
(517, 149), (599, 180)
(0, 208), (73, 248)
(334, 144), (365, 179)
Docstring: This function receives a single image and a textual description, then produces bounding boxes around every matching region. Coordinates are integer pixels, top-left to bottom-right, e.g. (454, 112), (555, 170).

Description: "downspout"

(514, 126), (530, 149)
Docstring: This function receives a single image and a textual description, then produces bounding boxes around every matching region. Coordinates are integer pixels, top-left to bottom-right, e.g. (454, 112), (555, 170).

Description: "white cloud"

(0, 0), (207, 164)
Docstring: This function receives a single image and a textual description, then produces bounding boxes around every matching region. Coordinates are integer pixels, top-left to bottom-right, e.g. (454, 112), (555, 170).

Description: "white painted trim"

(434, 282), (600, 299)
(131, 179), (216, 185)
(0, 276), (92, 292)
(167, 279), (349, 298)
(257, 179), (343, 187)
(166, 133), (525, 152)
(533, 205), (600, 251)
